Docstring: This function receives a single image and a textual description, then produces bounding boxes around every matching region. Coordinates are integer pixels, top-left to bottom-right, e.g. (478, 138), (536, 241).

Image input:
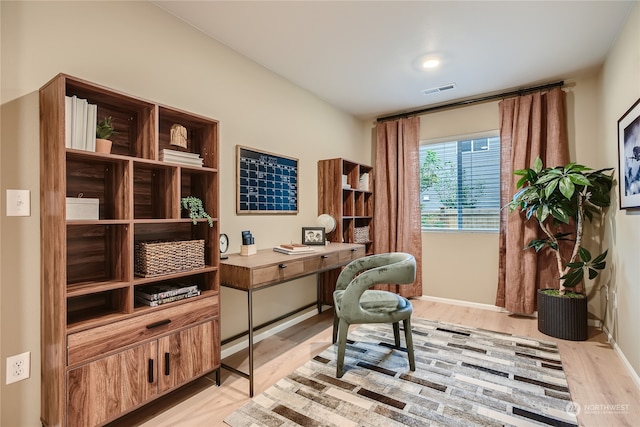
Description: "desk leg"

(248, 289), (254, 397)
(316, 274), (322, 314)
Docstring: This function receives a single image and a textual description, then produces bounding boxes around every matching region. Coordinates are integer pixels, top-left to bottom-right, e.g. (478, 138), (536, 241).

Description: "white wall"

(600, 1), (640, 377)
(417, 80), (606, 309)
(0, 2), (369, 425)
(418, 101), (501, 305)
(2, 1), (638, 425)
(416, 2), (639, 380)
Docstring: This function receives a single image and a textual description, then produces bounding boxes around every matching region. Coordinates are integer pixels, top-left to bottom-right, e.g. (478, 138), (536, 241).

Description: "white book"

(70, 96), (79, 149)
(160, 154), (203, 167)
(73, 97), (88, 150)
(161, 149), (202, 160)
(65, 96), (73, 148)
(86, 103), (97, 152)
(273, 246), (316, 255)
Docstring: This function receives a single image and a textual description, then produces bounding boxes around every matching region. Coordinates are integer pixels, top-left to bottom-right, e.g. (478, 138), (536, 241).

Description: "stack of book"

(273, 244), (316, 255)
(135, 283), (200, 307)
(358, 172), (370, 191)
(65, 95), (97, 151)
(160, 149), (204, 167)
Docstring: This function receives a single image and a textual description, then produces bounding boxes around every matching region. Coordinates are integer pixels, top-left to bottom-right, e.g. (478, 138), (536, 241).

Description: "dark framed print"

(236, 145), (299, 214)
(618, 98), (640, 209)
(302, 227), (325, 245)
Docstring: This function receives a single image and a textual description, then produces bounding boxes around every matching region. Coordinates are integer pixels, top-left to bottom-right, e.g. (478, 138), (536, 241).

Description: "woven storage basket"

(135, 239), (205, 277)
(353, 226), (370, 243)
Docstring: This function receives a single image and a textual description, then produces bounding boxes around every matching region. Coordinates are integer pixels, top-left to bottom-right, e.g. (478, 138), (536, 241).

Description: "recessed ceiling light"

(422, 59), (440, 69)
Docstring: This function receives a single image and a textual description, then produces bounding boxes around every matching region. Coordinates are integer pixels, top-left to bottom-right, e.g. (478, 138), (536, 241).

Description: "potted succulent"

(96, 116), (115, 153)
(181, 196), (213, 227)
(508, 157), (614, 340)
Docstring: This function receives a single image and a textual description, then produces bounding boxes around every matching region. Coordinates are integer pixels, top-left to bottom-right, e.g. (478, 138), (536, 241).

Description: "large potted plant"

(508, 157), (613, 340)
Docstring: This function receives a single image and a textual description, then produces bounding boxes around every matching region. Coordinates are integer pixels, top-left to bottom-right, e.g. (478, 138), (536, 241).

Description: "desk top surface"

(220, 242), (364, 269)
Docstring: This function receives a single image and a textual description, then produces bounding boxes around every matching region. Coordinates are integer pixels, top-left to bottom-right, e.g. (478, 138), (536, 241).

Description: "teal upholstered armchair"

(332, 252), (417, 378)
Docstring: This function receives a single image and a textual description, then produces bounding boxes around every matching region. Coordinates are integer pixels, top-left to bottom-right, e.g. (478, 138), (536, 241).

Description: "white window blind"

(419, 135), (501, 231)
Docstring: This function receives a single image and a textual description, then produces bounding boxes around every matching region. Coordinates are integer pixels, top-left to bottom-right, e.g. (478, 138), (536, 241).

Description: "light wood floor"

(109, 298), (640, 427)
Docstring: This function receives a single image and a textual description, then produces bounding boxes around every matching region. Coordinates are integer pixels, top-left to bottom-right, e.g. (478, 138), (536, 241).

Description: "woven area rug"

(224, 318), (578, 426)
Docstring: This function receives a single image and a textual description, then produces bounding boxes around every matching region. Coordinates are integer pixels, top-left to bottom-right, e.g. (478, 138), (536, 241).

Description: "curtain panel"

(374, 117), (423, 297)
(496, 87), (569, 314)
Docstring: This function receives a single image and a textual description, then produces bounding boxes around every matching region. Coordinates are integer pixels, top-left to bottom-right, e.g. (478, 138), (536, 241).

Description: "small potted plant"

(181, 196), (213, 227)
(508, 157), (613, 340)
(96, 116), (115, 153)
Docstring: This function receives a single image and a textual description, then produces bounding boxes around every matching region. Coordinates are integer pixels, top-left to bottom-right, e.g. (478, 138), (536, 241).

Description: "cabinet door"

(67, 341), (158, 427)
(158, 320), (217, 393)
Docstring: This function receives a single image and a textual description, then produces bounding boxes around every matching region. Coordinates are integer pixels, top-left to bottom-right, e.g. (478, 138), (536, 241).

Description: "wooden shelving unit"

(40, 73), (220, 427)
(317, 158), (374, 303)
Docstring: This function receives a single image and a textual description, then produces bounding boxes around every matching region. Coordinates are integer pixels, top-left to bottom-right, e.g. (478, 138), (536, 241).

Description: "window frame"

(419, 130), (501, 233)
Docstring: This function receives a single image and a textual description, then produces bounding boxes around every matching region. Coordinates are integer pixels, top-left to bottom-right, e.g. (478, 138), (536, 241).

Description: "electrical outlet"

(612, 290), (618, 309)
(5, 352), (30, 384)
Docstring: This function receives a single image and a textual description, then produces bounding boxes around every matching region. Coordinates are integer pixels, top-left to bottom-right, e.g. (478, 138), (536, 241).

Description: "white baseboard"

(602, 324), (640, 391)
(417, 295), (516, 314)
(418, 295), (602, 327)
(221, 306), (327, 359)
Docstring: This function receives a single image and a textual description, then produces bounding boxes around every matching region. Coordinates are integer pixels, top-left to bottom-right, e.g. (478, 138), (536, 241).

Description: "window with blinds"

(419, 135), (501, 231)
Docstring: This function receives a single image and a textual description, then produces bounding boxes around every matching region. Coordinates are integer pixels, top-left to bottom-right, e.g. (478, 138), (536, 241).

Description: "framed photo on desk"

(302, 227), (325, 245)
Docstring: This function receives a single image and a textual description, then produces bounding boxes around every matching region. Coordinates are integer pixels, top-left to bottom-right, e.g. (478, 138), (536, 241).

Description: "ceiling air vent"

(422, 83), (456, 95)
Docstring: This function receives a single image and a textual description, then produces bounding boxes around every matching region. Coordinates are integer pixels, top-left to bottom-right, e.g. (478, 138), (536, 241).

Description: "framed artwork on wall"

(618, 98), (640, 209)
(236, 145), (299, 214)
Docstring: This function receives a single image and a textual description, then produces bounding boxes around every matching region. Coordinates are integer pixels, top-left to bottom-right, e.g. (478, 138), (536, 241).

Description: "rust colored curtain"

(496, 87), (569, 314)
(374, 117), (423, 297)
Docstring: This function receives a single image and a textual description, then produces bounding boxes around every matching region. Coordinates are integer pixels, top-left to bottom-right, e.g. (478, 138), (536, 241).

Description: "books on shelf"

(273, 244), (316, 255)
(358, 172), (370, 191)
(160, 149), (204, 167)
(135, 283), (199, 301)
(136, 290), (201, 307)
(65, 95), (97, 152)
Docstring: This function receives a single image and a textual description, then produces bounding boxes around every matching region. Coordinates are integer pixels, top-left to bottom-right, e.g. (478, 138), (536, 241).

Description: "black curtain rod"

(376, 80), (565, 123)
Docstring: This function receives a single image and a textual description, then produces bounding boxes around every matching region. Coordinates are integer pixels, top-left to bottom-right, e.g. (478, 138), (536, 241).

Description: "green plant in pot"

(508, 157), (613, 340)
(96, 116), (116, 154)
(181, 196), (213, 227)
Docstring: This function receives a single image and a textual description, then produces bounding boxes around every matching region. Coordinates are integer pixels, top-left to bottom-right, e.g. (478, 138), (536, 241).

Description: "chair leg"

(336, 318), (350, 378)
(392, 322), (401, 347)
(403, 318), (415, 371)
(332, 311), (339, 344)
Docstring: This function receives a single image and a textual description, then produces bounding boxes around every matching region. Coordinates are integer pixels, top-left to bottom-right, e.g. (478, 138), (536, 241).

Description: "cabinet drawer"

(252, 260), (305, 287)
(67, 297), (218, 366)
(303, 252), (340, 272)
(339, 246), (366, 262)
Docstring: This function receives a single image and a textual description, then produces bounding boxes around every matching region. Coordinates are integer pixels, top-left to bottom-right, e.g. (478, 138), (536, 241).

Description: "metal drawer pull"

(146, 319), (171, 329)
(351, 248), (357, 252)
(321, 255), (329, 259)
(279, 263), (287, 268)
(164, 352), (170, 376)
(148, 359), (154, 383)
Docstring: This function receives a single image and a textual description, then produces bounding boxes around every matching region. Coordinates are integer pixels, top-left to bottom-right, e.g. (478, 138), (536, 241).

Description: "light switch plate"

(6, 189), (31, 216)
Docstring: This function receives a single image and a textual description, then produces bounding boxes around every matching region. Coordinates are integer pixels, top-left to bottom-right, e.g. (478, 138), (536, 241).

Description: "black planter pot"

(537, 289), (588, 341)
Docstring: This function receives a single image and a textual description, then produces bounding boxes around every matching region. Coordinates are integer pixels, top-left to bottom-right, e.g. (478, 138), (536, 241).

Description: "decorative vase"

(537, 289), (588, 341)
(95, 138), (112, 154)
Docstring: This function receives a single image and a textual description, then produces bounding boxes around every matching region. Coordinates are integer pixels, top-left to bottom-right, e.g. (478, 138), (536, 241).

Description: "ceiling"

(151, 1), (635, 121)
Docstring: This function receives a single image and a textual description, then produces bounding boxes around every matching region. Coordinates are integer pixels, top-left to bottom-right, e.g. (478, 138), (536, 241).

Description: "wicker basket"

(135, 239), (205, 277)
(353, 226), (370, 243)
